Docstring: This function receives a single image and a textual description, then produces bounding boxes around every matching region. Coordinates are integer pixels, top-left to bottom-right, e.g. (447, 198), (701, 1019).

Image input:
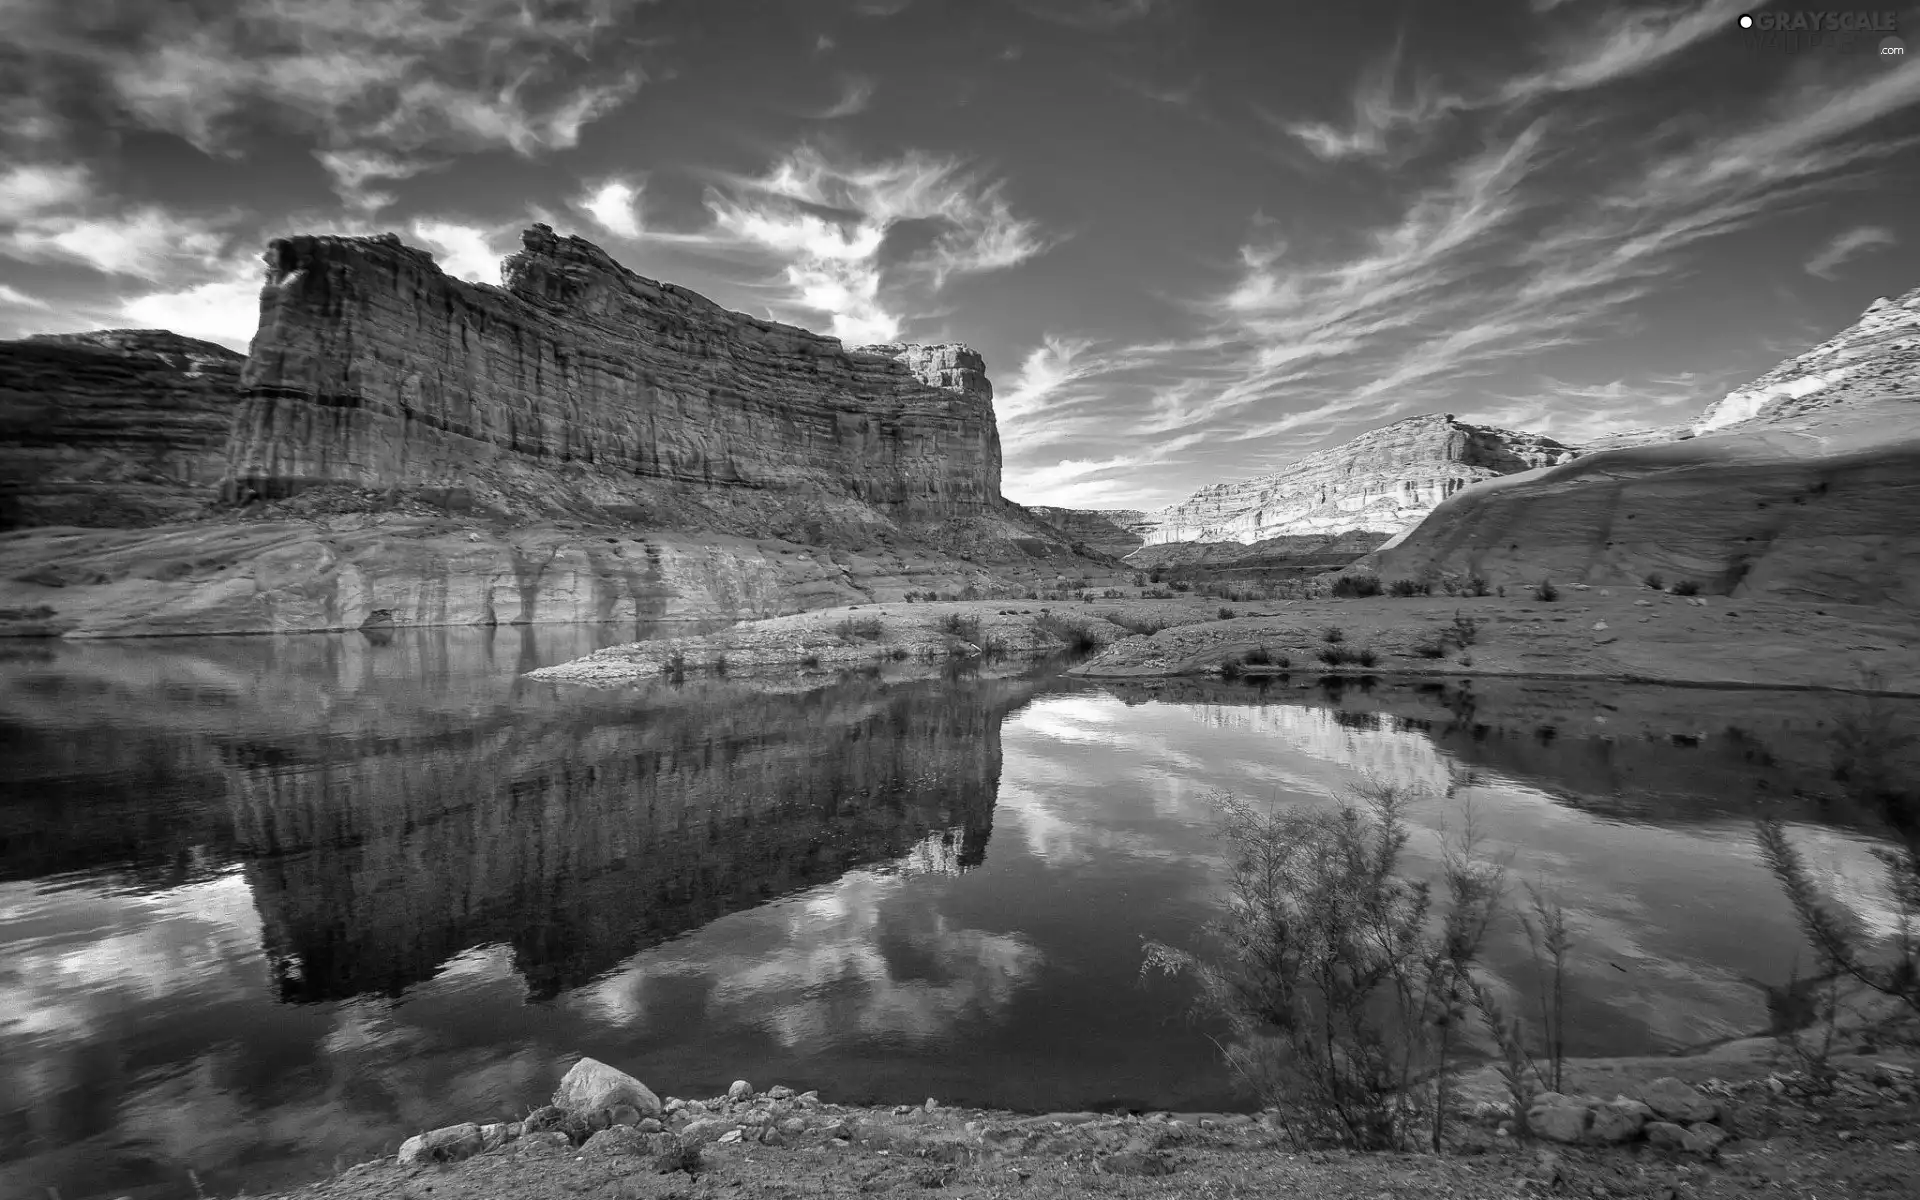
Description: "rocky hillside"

(0, 330), (245, 529)
(1366, 288), (1920, 607)
(1024, 507), (1150, 557)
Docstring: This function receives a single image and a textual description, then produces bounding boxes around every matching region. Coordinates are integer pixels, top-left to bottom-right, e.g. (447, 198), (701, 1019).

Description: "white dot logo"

(1738, 13), (1754, 29)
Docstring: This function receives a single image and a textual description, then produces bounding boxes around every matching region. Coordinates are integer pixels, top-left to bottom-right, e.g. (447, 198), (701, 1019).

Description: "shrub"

(1321, 625), (1346, 644)
(1133, 572), (1148, 587)
(1219, 606), (1237, 620)
(940, 612), (983, 643)
(1318, 645), (1351, 666)
(1532, 579), (1559, 602)
(1104, 588), (1125, 599)
(1644, 572), (1665, 591)
(1449, 611), (1481, 647)
(662, 650), (687, 681)
(1108, 613), (1172, 636)
(1219, 653), (1246, 679)
(1466, 576), (1492, 597)
(1171, 580), (1193, 592)
(1141, 587), (1175, 599)
(801, 653), (821, 668)
(1025, 590), (1040, 600)
(1672, 579), (1701, 596)
(1244, 645), (1277, 666)
(712, 653), (728, 676)
(1331, 574), (1385, 598)
(1388, 578), (1430, 597)
(1355, 646), (1378, 668)
(1141, 781), (1505, 1151)
(835, 615), (886, 642)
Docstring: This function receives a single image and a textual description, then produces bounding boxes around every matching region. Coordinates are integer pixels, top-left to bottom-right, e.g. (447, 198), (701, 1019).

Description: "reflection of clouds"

(0, 873), (263, 1062)
(1782, 823), (1906, 941)
(577, 871), (1044, 1048)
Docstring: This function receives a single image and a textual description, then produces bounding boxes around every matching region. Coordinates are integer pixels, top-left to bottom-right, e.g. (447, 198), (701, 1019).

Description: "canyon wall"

(0, 331), (245, 530)
(1025, 507), (1150, 557)
(1366, 289), (1920, 606)
(226, 225), (1002, 527)
(1131, 414), (1579, 548)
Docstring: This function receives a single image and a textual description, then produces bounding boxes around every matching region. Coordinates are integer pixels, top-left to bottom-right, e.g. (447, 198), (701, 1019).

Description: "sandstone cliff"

(1025, 507), (1149, 557)
(228, 225), (1002, 530)
(0, 330), (245, 530)
(0, 227), (1103, 635)
(1365, 290), (1920, 607)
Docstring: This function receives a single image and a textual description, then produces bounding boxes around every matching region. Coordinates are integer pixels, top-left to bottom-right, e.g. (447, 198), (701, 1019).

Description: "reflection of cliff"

(231, 671), (1034, 1003)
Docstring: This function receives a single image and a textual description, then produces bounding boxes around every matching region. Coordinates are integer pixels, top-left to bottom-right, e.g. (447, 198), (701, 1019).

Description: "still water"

(1, 626), (1909, 1199)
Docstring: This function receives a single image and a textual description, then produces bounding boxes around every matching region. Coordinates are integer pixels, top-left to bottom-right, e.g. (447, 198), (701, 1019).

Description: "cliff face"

(0, 331), (245, 530)
(1025, 507), (1150, 557)
(1128, 414), (1579, 548)
(1695, 287), (1920, 432)
(226, 225), (1001, 524)
(1367, 291), (1920, 607)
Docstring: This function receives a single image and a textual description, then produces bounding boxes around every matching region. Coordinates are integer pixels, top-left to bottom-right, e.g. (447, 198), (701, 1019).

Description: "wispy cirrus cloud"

(1, 0), (650, 207)
(1473, 371), (1736, 444)
(681, 145), (1049, 344)
(1275, 37), (1471, 163)
(1804, 225), (1897, 278)
(810, 75), (876, 119)
(0, 284), (49, 311)
(0, 163), (237, 282)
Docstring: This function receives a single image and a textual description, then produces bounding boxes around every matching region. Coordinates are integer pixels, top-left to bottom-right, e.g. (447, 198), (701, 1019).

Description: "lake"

(1, 626), (1909, 1200)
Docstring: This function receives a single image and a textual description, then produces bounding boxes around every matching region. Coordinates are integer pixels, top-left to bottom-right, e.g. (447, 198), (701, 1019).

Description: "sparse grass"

(1532, 579), (1559, 602)
(1321, 625), (1346, 644)
(1332, 574), (1385, 598)
(835, 615), (886, 642)
(1449, 611), (1481, 646)
(1672, 579), (1701, 596)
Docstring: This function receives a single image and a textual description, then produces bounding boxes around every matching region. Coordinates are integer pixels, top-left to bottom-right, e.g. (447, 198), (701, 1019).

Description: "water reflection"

(1, 633), (1914, 1200)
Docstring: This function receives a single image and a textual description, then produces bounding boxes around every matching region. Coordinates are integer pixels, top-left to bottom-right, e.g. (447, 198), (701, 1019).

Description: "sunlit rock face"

(1124, 415), (1580, 549)
(231, 671), (1037, 1003)
(1367, 288), (1920, 607)
(0, 331), (245, 530)
(226, 225), (1003, 523)
(1694, 287), (1920, 432)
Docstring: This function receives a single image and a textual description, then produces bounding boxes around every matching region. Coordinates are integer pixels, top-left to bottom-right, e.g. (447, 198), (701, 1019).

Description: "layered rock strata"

(1694, 288), (1920, 431)
(1025, 507), (1150, 557)
(0, 331), (245, 530)
(226, 225), (1001, 524)
(1118, 415), (1579, 549)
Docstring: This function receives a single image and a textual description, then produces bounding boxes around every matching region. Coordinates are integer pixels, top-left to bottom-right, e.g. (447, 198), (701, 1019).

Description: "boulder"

(1588, 1100), (1647, 1145)
(1525, 1094), (1593, 1144)
(478, 1122), (515, 1152)
(1683, 1122), (1729, 1155)
(1646, 1121), (1690, 1150)
(1643, 1077), (1718, 1123)
(727, 1079), (755, 1102)
(583, 1126), (651, 1157)
(679, 1118), (736, 1146)
(552, 1056), (663, 1118)
(396, 1122), (484, 1166)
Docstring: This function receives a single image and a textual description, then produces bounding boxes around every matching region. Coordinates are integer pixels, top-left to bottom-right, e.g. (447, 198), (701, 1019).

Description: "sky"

(1, 0), (1917, 510)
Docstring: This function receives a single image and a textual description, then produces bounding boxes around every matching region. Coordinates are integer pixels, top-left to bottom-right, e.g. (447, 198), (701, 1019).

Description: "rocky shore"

(258, 1043), (1920, 1200)
(525, 590), (1920, 696)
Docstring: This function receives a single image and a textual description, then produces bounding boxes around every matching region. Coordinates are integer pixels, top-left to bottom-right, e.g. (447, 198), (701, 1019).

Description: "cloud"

(1471, 372), (1730, 443)
(1804, 225), (1898, 278)
(0, 163), (237, 282)
(0, 283), (49, 310)
(3, 0), (648, 185)
(1505, 0), (1756, 101)
(1276, 38), (1471, 163)
(118, 259), (266, 351)
(1012, 0), (1164, 30)
(313, 149), (440, 213)
(576, 179), (644, 240)
(409, 219), (515, 285)
(687, 145), (1048, 344)
(811, 75), (875, 119)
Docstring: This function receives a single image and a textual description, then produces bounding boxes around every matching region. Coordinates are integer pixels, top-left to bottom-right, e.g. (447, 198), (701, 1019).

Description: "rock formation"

(1365, 288), (1920, 607)
(1130, 415), (1579, 548)
(0, 330), (245, 530)
(227, 226), (1001, 527)
(0, 226), (1097, 635)
(1025, 507), (1150, 557)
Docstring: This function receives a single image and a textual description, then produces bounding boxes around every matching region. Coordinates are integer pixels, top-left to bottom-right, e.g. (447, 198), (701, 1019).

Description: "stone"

(1682, 1122), (1729, 1155)
(780, 1117), (808, 1136)
(397, 1122), (484, 1165)
(0, 330), (245, 530)
(1642, 1077), (1719, 1124)
(1587, 1100), (1647, 1144)
(478, 1122), (513, 1151)
(583, 1126), (650, 1157)
(608, 1105), (641, 1127)
(512, 1130), (573, 1157)
(679, 1118), (735, 1146)
(1525, 1095), (1593, 1144)
(727, 1080), (755, 1102)
(1592, 620), (1608, 630)
(1098, 1140), (1175, 1177)
(717, 1128), (743, 1144)
(1646, 1121), (1690, 1149)
(766, 1085), (795, 1101)
(636, 1118), (663, 1134)
(552, 1056), (663, 1118)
